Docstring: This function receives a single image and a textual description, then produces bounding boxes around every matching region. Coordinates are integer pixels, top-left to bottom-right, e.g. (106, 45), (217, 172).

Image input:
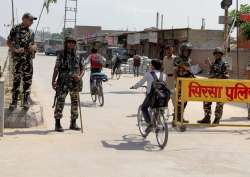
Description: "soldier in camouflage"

(7, 13), (37, 110)
(52, 37), (85, 132)
(198, 47), (229, 124)
(174, 42), (195, 123)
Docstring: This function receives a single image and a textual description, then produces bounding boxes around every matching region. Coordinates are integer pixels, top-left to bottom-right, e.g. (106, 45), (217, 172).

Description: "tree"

(35, 0), (58, 34)
(44, 0), (58, 12)
(230, 4), (250, 39)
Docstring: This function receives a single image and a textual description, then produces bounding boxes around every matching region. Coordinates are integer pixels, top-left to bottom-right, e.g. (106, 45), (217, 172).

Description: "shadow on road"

(126, 114), (137, 118)
(4, 129), (55, 136)
(105, 91), (144, 95)
(221, 117), (249, 122)
(64, 101), (97, 108)
(101, 134), (161, 152)
(185, 127), (250, 135)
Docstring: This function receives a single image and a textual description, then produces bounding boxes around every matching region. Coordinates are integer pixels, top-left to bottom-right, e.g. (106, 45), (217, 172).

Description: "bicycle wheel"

(116, 68), (121, 80)
(137, 106), (148, 138)
(155, 110), (168, 149)
(97, 83), (104, 106)
(90, 81), (97, 103)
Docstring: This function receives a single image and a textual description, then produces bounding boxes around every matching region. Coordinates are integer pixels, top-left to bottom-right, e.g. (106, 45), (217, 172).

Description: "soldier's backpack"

(149, 72), (171, 108)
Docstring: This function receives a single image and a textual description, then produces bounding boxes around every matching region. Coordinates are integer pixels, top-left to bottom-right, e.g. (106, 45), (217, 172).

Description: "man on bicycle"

(131, 59), (167, 132)
(85, 48), (106, 94)
(111, 53), (122, 76)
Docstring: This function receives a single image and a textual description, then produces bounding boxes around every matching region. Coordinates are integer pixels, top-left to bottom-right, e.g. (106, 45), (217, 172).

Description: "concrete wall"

(189, 30), (224, 49)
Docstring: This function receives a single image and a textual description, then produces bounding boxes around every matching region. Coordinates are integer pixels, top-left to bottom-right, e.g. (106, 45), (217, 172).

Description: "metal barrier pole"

(0, 77), (4, 137)
(248, 103), (250, 120)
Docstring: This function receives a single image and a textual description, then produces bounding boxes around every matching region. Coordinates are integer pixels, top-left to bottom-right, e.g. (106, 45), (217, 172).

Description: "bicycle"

(91, 73), (108, 107)
(111, 64), (122, 80)
(132, 86), (170, 149)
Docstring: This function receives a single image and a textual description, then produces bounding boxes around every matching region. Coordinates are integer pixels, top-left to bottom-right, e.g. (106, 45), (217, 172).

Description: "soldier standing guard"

(174, 43), (195, 123)
(7, 13), (37, 110)
(52, 37), (85, 132)
(198, 47), (229, 124)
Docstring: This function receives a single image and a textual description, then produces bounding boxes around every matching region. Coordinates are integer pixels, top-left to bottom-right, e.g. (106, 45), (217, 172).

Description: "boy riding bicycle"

(85, 48), (106, 94)
(131, 59), (169, 133)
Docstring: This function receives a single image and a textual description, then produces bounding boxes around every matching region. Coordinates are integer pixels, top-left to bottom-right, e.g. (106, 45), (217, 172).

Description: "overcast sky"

(1, 0), (250, 38)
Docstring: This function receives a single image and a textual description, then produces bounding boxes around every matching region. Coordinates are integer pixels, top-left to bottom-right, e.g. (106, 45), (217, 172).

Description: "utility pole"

(224, 6), (229, 55)
(156, 12), (159, 29)
(236, 0), (239, 79)
(161, 14), (164, 30)
(201, 18), (206, 30)
(221, 0), (232, 55)
(11, 0), (15, 27)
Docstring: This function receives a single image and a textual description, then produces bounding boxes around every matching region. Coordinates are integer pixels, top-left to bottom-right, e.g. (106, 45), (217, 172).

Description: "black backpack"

(149, 72), (171, 108)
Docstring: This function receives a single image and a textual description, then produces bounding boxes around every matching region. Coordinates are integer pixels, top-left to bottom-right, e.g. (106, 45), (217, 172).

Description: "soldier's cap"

(22, 13), (37, 20)
(213, 47), (224, 55)
(180, 42), (193, 51)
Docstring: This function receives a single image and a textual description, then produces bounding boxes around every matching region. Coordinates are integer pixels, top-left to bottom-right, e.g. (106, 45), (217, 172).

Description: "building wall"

(238, 30), (250, 49)
(189, 30), (224, 49)
(191, 48), (250, 79)
(74, 26), (102, 39)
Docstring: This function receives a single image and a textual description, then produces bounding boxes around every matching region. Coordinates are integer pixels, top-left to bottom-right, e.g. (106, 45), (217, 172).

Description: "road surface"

(0, 53), (250, 177)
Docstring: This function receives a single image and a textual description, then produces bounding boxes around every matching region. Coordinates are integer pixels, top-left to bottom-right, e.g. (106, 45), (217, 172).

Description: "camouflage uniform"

(202, 50), (229, 124)
(174, 43), (194, 122)
(7, 24), (35, 104)
(54, 50), (84, 120)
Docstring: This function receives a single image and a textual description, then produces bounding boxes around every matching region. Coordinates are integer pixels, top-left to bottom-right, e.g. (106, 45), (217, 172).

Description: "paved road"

(1, 53), (250, 177)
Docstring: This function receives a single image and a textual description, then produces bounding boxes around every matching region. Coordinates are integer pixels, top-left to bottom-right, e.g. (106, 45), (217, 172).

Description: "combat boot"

(55, 119), (64, 132)
(70, 119), (81, 131)
(177, 115), (189, 123)
(213, 118), (221, 125)
(9, 93), (18, 111)
(23, 93), (30, 111)
(197, 116), (211, 124)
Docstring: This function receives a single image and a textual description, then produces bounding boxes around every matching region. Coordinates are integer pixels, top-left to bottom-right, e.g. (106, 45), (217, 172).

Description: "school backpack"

(149, 72), (171, 108)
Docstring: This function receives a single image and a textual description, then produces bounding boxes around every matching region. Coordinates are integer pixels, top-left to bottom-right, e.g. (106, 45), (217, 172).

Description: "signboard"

(181, 78), (250, 103)
(127, 33), (140, 45)
(149, 32), (158, 43)
(240, 13), (250, 22)
(219, 16), (233, 24)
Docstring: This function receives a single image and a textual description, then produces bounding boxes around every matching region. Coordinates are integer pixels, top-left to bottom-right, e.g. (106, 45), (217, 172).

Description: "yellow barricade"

(175, 78), (250, 130)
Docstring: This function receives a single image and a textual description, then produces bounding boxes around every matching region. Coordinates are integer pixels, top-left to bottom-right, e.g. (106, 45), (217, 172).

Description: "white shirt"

(133, 70), (167, 94)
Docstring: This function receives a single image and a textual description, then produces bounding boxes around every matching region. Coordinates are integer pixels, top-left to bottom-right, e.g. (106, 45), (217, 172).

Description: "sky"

(0, 0), (250, 38)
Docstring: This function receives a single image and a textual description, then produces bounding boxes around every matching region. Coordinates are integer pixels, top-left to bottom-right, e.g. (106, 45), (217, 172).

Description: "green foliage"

(44, 0), (57, 12)
(230, 4), (250, 39)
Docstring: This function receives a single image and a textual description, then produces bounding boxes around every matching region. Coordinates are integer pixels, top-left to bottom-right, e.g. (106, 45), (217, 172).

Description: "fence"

(0, 48), (11, 137)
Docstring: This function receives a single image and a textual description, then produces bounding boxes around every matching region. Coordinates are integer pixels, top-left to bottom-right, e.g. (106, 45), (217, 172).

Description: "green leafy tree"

(44, 0), (58, 12)
(230, 4), (250, 39)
